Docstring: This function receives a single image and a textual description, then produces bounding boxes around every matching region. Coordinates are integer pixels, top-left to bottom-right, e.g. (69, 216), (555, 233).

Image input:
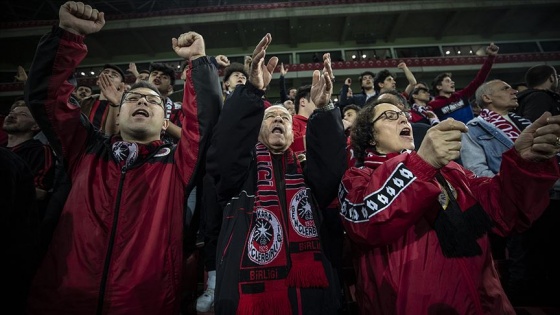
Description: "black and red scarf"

(237, 143), (328, 315)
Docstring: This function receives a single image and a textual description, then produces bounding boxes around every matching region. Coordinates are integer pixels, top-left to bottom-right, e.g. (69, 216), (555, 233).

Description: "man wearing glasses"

(24, 2), (222, 314)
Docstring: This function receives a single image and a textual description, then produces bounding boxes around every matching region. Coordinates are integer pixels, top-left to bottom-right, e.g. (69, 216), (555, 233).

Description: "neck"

(415, 100), (427, 106)
(439, 91), (452, 98)
(363, 87), (374, 94)
(7, 133), (33, 147)
(487, 106), (509, 116)
(120, 133), (160, 145)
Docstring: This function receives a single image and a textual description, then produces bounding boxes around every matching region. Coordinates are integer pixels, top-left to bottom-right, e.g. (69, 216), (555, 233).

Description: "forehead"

(265, 106), (290, 116)
(129, 87), (160, 96)
(150, 70), (170, 77)
(373, 103), (400, 116)
(10, 99), (26, 108)
(344, 109), (357, 115)
(362, 75), (373, 79)
(229, 71), (246, 77)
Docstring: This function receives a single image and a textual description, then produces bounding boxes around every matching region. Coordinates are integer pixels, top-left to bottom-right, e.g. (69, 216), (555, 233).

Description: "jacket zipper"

(96, 166), (127, 315)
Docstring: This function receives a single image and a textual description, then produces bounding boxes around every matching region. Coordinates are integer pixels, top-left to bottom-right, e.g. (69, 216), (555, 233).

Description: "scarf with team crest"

(236, 143), (328, 315)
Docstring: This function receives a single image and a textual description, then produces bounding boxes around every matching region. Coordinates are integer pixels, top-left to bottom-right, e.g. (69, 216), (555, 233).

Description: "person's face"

(73, 86), (92, 101)
(485, 81), (518, 111)
(413, 89), (431, 102)
(117, 87), (165, 141)
(283, 100), (296, 115)
(225, 71), (247, 92)
(378, 76), (396, 92)
(343, 108), (358, 125)
(361, 74), (374, 89)
(100, 68), (123, 84)
(138, 72), (149, 81)
(288, 88), (297, 99)
(371, 103), (414, 154)
(437, 76), (455, 94)
(3, 102), (39, 134)
(149, 70), (172, 96)
(258, 105), (293, 154)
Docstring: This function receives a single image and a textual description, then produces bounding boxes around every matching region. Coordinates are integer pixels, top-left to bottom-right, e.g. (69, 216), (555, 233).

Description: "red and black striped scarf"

(478, 109), (531, 142)
(237, 143), (328, 315)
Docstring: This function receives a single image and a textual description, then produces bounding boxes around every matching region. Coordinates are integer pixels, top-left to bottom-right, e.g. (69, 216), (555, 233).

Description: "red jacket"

(291, 114), (308, 155)
(339, 149), (558, 315)
(25, 27), (221, 315)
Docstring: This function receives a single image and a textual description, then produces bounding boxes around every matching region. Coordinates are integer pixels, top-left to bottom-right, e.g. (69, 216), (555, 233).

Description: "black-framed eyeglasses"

(122, 92), (164, 107)
(371, 110), (407, 124)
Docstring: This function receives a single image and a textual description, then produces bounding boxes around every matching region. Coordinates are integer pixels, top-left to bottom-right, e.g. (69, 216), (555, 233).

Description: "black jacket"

(206, 83), (347, 314)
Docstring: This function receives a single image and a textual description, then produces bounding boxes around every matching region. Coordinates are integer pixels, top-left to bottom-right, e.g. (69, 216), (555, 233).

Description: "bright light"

(90, 71), (95, 75)
(469, 50), (473, 54)
(457, 51), (461, 55)
(445, 51), (450, 55)
(362, 54), (366, 59)
(334, 98), (338, 102)
(351, 55), (356, 59)
(80, 72), (86, 76)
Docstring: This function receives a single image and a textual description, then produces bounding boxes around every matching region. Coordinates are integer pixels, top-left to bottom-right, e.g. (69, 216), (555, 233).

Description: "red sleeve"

(429, 55), (496, 110)
(339, 152), (441, 246)
(464, 148), (559, 234)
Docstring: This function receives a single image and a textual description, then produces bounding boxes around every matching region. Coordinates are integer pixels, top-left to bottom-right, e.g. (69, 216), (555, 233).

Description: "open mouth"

(272, 126), (284, 134)
(132, 109), (149, 117)
(399, 128), (411, 136)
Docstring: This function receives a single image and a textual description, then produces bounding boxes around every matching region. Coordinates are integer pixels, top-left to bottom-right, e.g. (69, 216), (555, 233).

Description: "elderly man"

(207, 34), (346, 314)
(24, 2), (221, 314)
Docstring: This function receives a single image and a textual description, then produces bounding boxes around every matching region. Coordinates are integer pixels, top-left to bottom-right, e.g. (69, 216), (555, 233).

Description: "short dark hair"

(409, 86), (429, 104)
(359, 71), (375, 90)
(294, 84), (311, 115)
(149, 63), (176, 86)
(343, 104), (361, 115)
(431, 72), (451, 95)
(103, 64), (126, 82)
(524, 65), (556, 88)
(223, 62), (248, 83)
(373, 69), (394, 93)
(350, 103), (378, 164)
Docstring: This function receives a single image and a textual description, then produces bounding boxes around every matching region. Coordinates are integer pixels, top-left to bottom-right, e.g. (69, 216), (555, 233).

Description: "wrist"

(316, 101), (335, 112)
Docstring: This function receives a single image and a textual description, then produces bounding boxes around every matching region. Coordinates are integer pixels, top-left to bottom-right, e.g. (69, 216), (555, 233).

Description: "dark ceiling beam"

(530, 10), (556, 36)
(236, 22), (248, 51)
(435, 10), (459, 40)
(339, 16), (351, 45)
(288, 17), (298, 48)
(131, 30), (155, 56)
(386, 12), (408, 43)
(85, 37), (110, 60)
(101, 1), (125, 14)
(481, 8), (512, 38)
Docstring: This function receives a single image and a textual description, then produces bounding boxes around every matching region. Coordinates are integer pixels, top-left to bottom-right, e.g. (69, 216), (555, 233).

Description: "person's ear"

(31, 124), (40, 133)
(161, 119), (170, 131)
(481, 93), (492, 103)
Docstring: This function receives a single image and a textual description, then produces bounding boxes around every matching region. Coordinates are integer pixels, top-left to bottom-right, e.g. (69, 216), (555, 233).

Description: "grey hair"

(475, 79), (501, 108)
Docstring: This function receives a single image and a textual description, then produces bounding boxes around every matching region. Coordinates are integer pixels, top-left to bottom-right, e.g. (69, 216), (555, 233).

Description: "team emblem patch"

(289, 189), (318, 238)
(247, 208), (283, 265)
(154, 147), (171, 157)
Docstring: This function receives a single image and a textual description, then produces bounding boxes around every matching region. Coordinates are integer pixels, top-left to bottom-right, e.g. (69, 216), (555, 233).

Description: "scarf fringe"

(236, 290), (291, 315)
(286, 262), (329, 288)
